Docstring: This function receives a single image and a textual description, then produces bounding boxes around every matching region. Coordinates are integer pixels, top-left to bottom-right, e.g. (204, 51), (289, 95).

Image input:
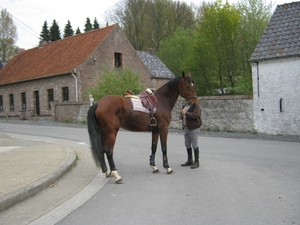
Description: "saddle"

(125, 89), (158, 126)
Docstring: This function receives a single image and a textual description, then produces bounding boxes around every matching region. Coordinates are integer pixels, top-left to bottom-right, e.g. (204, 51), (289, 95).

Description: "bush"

(87, 68), (144, 100)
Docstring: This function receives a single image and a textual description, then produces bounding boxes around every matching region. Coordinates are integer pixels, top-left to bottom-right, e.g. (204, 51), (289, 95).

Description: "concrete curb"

(0, 145), (76, 211)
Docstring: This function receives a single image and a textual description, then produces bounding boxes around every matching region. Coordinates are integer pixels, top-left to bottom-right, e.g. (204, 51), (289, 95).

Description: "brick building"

(0, 24), (174, 121)
(249, 2), (300, 135)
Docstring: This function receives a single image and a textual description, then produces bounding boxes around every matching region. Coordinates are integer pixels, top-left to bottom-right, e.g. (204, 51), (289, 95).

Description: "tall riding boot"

(191, 147), (199, 169)
(181, 148), (193, 166)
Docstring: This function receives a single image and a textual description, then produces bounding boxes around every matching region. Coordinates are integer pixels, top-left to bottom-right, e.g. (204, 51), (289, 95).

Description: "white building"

(249, 2), (300, 135)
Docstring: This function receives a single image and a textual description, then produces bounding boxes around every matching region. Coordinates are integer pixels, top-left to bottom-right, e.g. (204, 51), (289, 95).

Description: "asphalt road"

(1, 121), (299, 225)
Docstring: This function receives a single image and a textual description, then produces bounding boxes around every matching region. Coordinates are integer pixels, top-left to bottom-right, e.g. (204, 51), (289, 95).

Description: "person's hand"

(181, 109), (186, 115)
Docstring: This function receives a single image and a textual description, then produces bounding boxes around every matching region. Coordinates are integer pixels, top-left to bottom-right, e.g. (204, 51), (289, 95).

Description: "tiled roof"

(0, 24), (116, 85)
(249, 1), (300, 61)
(136, 50), (175, 79)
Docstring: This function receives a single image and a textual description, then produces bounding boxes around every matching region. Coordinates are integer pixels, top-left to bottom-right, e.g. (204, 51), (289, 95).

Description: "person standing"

(180, 97), (202, 169)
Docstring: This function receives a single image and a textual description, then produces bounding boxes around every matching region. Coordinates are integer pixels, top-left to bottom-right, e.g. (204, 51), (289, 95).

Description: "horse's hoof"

(152, 169), (159, 173)
(116, 178), (124, 184)
(105, 172), (111, 178)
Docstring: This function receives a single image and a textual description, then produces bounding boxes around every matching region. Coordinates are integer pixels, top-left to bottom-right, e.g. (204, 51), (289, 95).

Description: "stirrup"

(149, 117), (157, 126)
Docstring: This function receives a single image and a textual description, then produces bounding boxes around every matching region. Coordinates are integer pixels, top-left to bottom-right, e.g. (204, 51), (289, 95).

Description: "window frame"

(62, 87), (69, 102)
(9, 94), (14, 110)
(47, 89), (54, 109)
(21, 92), (26, 109)
(114, 52), (122, 68)
(0, 95), (3, 111)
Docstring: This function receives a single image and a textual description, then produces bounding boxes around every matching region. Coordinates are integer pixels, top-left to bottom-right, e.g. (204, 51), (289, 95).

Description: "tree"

(157, 27), (195, 76)
(184, 1), (243, 95)
(49, 19), (61, 41)
(93, 17), (100, 29)
(40, 21), (50, 42)
(236, 0), (273, 94)
(86, 68), (144, 100)
(0, 9), (17, 61)
(63, 20), (74, 38)
(84, 17), (93, 32)
(105, 0), (196, 51)
(75, 27), (81, 34)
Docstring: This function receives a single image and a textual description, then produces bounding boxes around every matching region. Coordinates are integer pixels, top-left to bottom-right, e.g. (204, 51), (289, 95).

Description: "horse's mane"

(168, 76), (194, 89)
(155, 76), (194, 94)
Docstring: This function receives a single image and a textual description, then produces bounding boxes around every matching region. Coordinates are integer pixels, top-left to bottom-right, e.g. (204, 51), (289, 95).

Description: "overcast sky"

(1, 0), (293, 50)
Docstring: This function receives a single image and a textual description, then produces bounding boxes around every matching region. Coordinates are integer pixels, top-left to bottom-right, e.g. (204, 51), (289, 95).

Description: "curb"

(0, 146), (76, 211)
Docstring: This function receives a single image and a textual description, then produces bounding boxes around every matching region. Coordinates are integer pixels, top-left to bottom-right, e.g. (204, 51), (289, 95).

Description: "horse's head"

(178, 71), (197, 104)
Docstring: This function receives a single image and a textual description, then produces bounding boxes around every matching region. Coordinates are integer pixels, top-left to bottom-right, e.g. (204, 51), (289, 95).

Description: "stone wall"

(51, 95), (254, 132)
(170, 95), (254, 132)
(52, 102), (90, 122)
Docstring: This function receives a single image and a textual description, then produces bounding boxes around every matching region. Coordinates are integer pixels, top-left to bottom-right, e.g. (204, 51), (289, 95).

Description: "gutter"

(72, 72), (78, 102)
(249, 53), (300, 63)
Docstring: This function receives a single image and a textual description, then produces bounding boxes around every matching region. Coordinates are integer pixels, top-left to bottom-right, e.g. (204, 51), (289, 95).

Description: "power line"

(0, 6), (40, 39)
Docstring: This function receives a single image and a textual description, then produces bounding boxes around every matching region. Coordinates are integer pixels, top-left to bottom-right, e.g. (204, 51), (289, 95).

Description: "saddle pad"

(130, 98), (157, 114)
(131, 98), (150, 114)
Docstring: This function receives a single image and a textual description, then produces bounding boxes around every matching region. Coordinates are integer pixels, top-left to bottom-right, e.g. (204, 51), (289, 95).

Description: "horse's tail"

(87, 103), (107, 172)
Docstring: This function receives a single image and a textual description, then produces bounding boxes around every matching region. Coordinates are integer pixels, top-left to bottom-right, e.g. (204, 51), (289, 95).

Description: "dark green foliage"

(40, 21), (50, 42)
(84, 17), (93, 32)
(75, 27), (81, 34)
(63, 20), (74, 38)
(49, 20), (61, 41)
(93, 18), (100, 29)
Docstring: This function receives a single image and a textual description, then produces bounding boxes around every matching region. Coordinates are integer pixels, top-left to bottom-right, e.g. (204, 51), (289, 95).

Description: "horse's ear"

(188, 73), (192, 77)
(182, 71), (186, 78)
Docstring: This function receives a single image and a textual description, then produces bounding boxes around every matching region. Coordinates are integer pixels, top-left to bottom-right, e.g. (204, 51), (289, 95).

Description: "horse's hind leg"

(105, 133), (124, 184)
(149, 132), (159, 173)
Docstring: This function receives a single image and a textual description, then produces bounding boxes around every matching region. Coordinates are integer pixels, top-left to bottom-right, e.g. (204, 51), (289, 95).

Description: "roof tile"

(136, 51), (175, 79)
(250, 1), (300, 61)
(0, 25), (116, 85)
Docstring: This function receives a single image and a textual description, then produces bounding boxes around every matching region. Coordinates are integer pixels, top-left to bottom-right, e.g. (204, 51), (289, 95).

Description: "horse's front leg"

(149, 132), (159, 173)
(160, 130), (173, 174)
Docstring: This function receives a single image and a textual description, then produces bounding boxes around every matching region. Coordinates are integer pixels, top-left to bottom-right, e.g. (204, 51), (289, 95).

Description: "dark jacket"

(185, 104), (202, 130)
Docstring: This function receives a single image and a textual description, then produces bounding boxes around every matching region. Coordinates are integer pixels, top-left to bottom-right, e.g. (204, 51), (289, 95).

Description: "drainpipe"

(72, 72), (78, 102)
(255, 61), (259, 97)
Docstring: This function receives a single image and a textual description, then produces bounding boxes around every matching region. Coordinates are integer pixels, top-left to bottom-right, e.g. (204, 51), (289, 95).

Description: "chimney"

(15, 47), (25, 55)
(39, 40), (48, 48)
(148, 48), (155, 55)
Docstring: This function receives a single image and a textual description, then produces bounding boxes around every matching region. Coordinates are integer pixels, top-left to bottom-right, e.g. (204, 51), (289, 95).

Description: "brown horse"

(87, 72), (197, 184)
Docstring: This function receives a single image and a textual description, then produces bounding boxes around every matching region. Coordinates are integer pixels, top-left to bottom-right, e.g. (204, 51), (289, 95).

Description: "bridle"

(179, 79), (197, 102)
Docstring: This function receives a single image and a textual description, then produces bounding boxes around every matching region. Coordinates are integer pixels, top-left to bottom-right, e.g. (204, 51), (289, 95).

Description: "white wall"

(252, 57), (300, 135)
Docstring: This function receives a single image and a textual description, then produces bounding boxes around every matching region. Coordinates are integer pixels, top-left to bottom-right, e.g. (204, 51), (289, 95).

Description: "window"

(62, 87), (69, 102)
(21, 92), (26, 109)
(0, 95), (3, 111)
(9, 94), (14, 110)
(48, 89), (54, 109)
(114, 52), (122, 68)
